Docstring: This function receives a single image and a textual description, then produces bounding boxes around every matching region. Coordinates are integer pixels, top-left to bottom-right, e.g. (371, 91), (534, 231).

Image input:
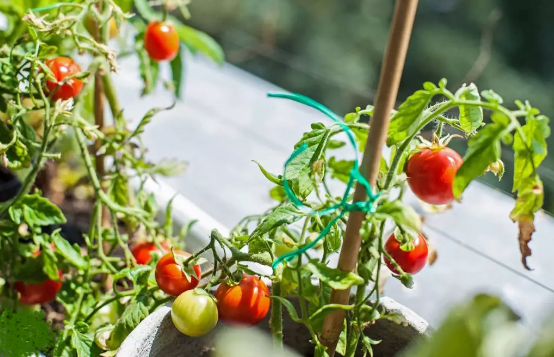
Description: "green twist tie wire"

(268, 93), (380, 270)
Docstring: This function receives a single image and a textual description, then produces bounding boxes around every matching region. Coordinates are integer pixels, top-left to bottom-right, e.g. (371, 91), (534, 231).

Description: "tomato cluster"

(154, 251), (270, 337)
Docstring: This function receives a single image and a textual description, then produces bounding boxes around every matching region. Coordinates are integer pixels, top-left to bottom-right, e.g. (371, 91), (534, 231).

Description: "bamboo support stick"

(319, 1), (419, 355)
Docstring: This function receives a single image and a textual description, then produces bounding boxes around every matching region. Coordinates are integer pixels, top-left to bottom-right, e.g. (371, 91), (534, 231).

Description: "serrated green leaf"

(175, 24), (224, 64)
(304, 262), (364, 290)
(457, 83), (483, 133)
(513, 115), (550, 192)
(107, 293), (151, 350)
(170, 48), (184, 98)
(71, 324), (93, 357)
(109, 175), (128, 207)
(285, 126), (331, 198)
(248, 237), (272, 255)
(249, 205), (302, 241)
(172, 250), (205, 281)
(112, 265), (152, 287)
(52, 231), (88, 269)
(18, 194), (66, 227)
(453, 123), (507, 197)
(130, 104), (175, 139)
(387, 89), (433, 145)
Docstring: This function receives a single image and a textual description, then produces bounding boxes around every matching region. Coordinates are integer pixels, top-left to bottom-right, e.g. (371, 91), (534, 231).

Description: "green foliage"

(0, 309), (60, 357)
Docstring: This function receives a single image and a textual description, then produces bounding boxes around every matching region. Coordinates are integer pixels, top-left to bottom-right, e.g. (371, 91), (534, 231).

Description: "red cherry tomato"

(406, 147), (463, 205)
(45, 57), (84, 101)
(15, 244), (62, 305)
(144, 21), (180, 62)
(384, 233), (428, 275)
(14, 270), (62, 305)
(131, 241), (170, 265)
(155, 250), (201, 296)
(215, 274), (270, 326)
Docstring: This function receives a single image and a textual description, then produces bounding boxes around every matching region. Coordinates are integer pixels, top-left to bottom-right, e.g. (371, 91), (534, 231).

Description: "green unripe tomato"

(171, 289), (218, 337)
(274, 235), (296, 257)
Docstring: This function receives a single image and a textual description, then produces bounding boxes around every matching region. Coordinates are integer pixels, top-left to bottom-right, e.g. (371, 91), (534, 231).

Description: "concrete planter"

(117, 179), (431, 356)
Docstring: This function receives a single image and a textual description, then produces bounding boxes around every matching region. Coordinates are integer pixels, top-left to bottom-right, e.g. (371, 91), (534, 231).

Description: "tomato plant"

(0, 0), (224, 355)
(155, 250), (201, 296)
(144, 21), (180, 62)
(215, 274), (270, 326)
(171, 289), (218, 337)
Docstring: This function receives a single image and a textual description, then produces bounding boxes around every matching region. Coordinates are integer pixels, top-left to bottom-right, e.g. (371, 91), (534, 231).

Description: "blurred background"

(183, 0), (554, 213)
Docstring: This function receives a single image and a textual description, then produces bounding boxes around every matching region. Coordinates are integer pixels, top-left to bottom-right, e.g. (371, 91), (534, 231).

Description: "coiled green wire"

(269, 93), (380, 269)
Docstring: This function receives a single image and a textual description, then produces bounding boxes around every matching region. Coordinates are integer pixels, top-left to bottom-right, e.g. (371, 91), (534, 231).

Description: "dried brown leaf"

(517, 215), (535, 270)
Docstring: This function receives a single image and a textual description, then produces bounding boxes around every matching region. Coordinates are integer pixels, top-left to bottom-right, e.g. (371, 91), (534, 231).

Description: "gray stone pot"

(117, 295), (430, 357)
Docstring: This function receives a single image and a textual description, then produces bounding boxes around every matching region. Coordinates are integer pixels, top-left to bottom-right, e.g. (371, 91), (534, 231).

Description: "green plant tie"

(268, 93), (380, 269)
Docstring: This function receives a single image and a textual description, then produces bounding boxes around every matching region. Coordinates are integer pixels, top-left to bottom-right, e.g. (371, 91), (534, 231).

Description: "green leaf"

(510, 178), (543, 222)
(387, 89), (433, 145)
(172, 250), (205, 281)
(12, 256), (49, 283)
(253, 160), (283, 185)
(164, 196), (175, 237)
(52, 231), (88, 270)
(71, 323), (93, 357)
(453, 123), (506, 197)
(112, 266), (152, 288)
(374, 200), (422, 234)
(130, 104), (175, 139)
(512, 115), (550, 191)
(107, 293), (151, 350)
(309, 304), (353, 330)
(42, 247), (59, 281)
(269, 186), (286, 202)
(170, 48), (184, 98)
(249, 205), (302, 241)
(175, 24), (224, 64)
(327, 140), (346, 150)
(481, 89), (503, 104)
(285, 125), (331, 198)
(109, 175), (128, 207)
(137, 44), (159, 96)
(328, 157), (354, 184)
(270, 295), (302, 323)
(336, 320), (348, 356)
(315, 345), (330, 357)
(304, 262), (364, 290)
(16, 194), (66, 227)
(248, 237), (272, 255)
(456, 83), (483, 133)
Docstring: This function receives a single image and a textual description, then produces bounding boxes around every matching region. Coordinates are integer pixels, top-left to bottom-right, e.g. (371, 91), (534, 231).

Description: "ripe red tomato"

(384, 233), (428, 275)
(171, 289), (218, 337)
(406, 147), (463, 205)
(14, 270), (62, 305)
(144, 21), (180, 62)
(131, 241), (170, 265)
(45, 57), (84, 101)
(215, 274), (270, 326)
(155, 250), (201, 296)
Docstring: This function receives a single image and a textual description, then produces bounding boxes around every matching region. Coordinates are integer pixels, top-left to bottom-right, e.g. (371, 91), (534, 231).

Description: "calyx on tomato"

(414, 133), (461, 152)
(391, 227), (416, 252)
(172, 248), (206, 281)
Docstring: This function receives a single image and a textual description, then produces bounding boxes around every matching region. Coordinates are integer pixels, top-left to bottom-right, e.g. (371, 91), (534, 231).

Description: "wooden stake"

(320, 1), (419, 355)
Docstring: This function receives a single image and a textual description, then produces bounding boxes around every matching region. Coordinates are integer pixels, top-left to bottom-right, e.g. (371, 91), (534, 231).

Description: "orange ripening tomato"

(45, 57), (84, 101)
(215, 274), (270, 326)
(132, 241), (170, 265)
(155, 251), (201, 296)
(144, 21), (180, 62)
